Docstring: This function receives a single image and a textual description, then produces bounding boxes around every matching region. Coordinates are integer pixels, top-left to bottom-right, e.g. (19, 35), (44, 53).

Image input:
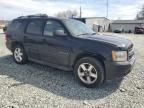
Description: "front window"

(63, 19), (95, 37)
(44, 20), (66, 36)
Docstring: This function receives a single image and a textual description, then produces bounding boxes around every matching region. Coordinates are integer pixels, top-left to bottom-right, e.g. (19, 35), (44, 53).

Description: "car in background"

(134, 27), (144, 34)
(113, 30), (122, 33)
(3, 26), (7, 33)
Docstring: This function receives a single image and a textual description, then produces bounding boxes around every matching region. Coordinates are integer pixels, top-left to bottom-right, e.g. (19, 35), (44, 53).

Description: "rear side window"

(26, 20), (43, 35)
(8, 20), (22, 32)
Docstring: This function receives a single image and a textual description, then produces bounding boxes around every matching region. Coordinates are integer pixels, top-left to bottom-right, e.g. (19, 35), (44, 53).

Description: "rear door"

(40, 19), (72, 66)
(23, 19), (44, 60)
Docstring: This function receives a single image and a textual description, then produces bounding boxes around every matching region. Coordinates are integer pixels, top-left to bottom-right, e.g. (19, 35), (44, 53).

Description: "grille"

(128, 45), (134, 60)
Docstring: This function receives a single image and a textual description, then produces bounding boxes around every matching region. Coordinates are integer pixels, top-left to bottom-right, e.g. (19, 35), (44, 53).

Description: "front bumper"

(105, 57), (135, 80)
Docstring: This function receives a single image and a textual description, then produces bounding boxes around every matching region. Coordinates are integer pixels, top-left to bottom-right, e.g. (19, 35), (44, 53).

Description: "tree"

(56, 10), (78, 18)
(136, 5), (144, 20)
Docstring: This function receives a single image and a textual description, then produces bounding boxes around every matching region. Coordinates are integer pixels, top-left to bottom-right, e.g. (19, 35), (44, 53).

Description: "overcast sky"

(0, 0), (144, 20)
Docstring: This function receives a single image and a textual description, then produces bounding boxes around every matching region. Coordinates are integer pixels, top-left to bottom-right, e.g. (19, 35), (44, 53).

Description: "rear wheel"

(74, 57), (104, 88)
(13, 45), (28, 64)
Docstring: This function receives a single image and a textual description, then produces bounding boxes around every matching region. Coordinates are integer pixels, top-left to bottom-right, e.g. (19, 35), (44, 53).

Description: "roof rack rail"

(17, 14), (48, 19)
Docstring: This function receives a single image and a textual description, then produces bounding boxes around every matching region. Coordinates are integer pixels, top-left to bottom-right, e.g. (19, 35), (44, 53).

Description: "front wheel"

(74, 57), (104, 88)
(13, 45), (28, 64)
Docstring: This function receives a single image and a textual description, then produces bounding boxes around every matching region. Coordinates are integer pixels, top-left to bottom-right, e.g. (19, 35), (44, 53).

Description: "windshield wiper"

(76, 33), (91, 36)
(91, 32), (96, 35)
(76, 32), (96, 37)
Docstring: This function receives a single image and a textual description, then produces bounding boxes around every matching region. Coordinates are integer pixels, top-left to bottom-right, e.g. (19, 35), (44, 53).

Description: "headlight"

(112, 51), (127, 62)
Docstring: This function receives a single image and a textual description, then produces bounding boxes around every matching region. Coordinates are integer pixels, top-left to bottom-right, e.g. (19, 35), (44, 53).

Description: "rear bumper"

(105, 57), (135, 80)
(6, 41), (12, 51)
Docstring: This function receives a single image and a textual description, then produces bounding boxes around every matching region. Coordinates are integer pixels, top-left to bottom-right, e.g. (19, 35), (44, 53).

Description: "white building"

(75, 17), (110, 32)
(110, 20), (144, 33)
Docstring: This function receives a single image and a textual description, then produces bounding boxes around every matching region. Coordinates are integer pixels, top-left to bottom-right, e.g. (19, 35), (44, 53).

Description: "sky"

(0, 0), (144, 20)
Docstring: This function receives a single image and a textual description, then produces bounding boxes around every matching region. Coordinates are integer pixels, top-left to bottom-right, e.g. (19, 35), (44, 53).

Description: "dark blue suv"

(5, 14), (135, 87)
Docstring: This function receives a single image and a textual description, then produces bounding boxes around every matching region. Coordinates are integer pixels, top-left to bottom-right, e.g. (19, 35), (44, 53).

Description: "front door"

(40, 20), (72, 67)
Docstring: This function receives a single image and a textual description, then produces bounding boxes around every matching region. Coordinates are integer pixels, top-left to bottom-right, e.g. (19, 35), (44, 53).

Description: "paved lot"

(0, 33), (144, 108)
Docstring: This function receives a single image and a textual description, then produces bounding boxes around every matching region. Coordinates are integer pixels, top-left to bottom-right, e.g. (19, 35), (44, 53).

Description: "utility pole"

(80, 6), (82, 18)
(79, 0), (82, 18)
(106, 0), (109, 18)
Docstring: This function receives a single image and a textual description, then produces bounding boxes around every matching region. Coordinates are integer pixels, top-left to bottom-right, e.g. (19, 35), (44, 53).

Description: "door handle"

(42, 39), (56, 46)
(24, 36), (28, 39)
(23, 36), (29, 42)
(42, 39), (47, 44)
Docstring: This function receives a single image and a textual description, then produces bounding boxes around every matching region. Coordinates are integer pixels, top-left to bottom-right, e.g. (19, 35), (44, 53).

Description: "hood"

(80, 34), (133, 49)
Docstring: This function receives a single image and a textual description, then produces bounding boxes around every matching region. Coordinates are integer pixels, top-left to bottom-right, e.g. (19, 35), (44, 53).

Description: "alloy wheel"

(14, 48), (23, 62)
(77, 63), (98, 84)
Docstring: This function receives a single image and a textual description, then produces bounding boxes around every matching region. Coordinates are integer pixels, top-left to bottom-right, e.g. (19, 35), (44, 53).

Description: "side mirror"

(54, 30), (67, 36)
(3, 26), (7, 32)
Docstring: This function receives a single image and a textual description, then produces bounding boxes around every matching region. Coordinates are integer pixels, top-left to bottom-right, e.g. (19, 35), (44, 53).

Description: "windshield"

(63, 19), (95, 37)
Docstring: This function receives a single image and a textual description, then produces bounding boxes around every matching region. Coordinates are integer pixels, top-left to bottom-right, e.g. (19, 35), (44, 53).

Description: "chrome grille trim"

(128, 45), (134, 60)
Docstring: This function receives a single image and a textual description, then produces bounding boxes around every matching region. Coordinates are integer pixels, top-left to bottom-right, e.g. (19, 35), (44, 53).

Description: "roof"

(16, 14), (68, 21)
(81, 17), (109, 20)
(112, 20), (144, 24)
(16, 14), (47, 19)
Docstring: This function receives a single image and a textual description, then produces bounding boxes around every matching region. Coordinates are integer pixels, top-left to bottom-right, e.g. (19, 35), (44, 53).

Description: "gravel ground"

(0, 33), (144, 108)
(0, 29), (3, 34)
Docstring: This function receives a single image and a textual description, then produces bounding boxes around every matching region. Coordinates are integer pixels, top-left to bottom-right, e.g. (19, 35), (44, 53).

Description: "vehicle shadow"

(0, 55), (123, 100)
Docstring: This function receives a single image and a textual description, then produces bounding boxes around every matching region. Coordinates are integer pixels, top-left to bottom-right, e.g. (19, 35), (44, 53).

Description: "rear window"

(8, 20), (22, 32)
(26, 20), (43, 35)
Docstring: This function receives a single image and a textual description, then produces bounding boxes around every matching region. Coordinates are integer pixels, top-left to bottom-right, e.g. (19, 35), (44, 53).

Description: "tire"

(74, 57), (104, 88)
(13, 44), (28, 64)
